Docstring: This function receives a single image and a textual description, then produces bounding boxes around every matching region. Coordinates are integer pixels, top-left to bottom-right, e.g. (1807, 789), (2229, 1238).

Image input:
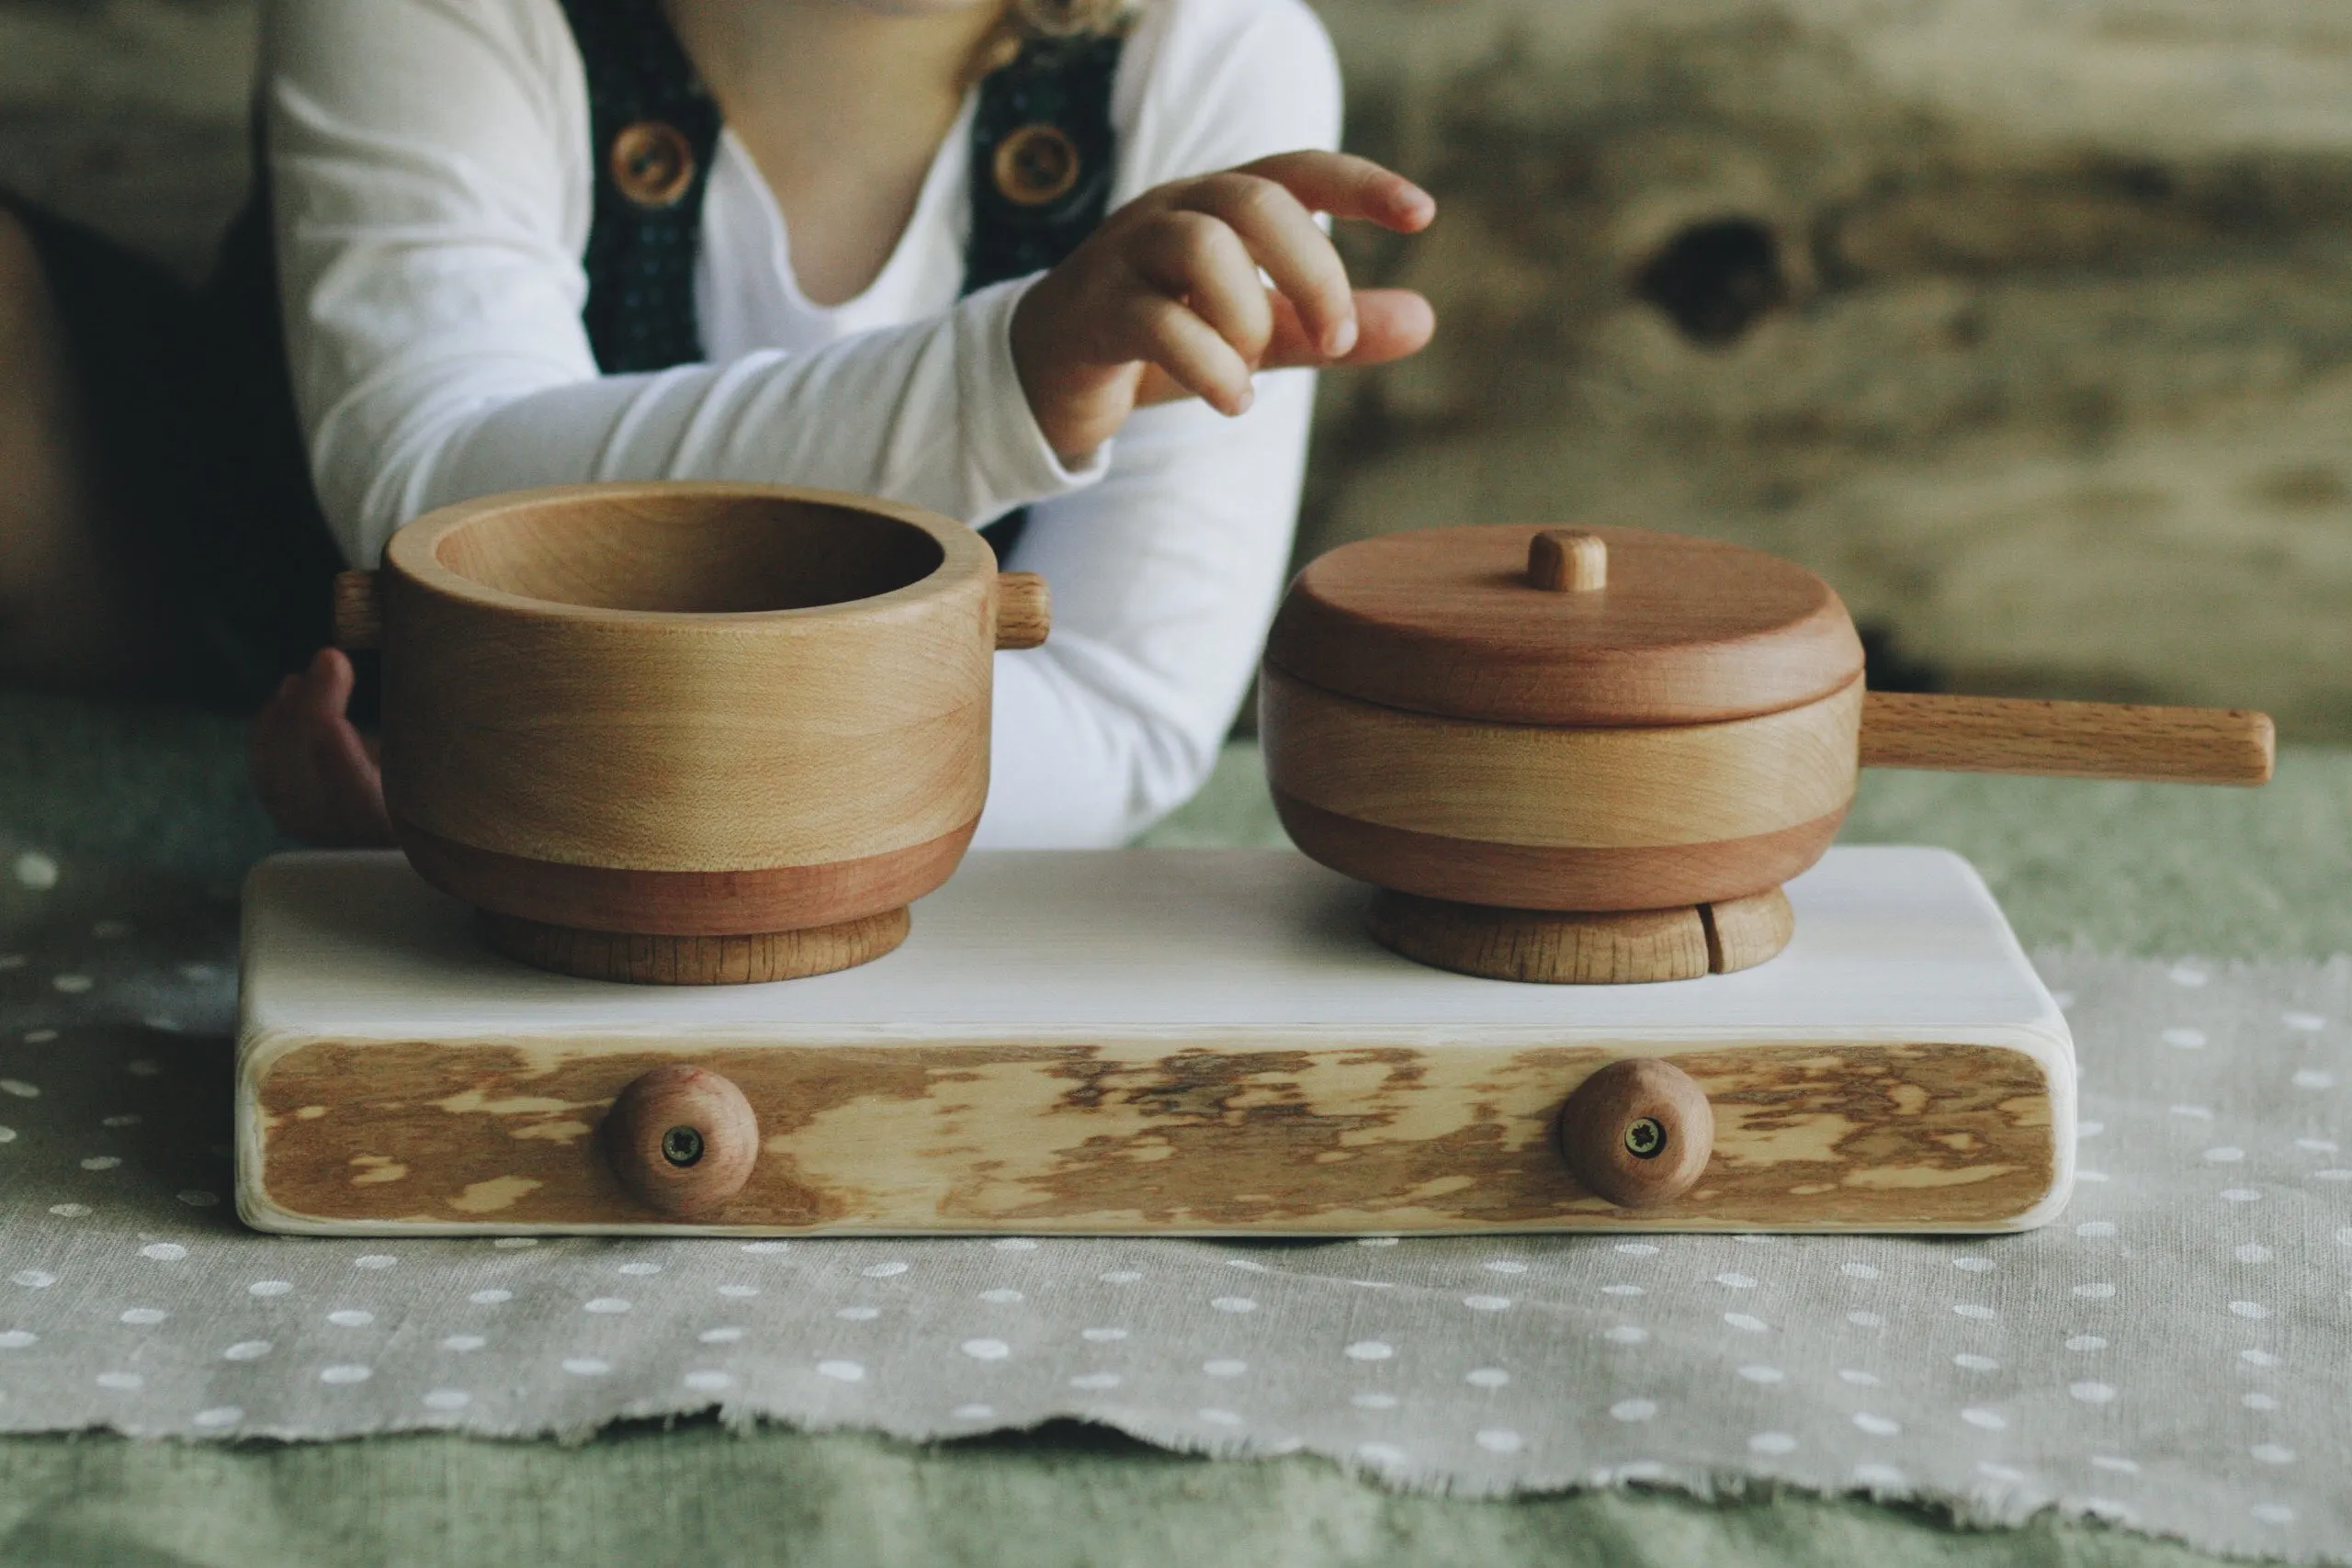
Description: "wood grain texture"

(1705, 888), (1797, 975)
(331, 570), (382, 651)
(481, 907), (910, 986)
(1527, 528), (1608, 592)
(1860, 690), (2276, 784)
(379, 483), (999, 875)
(1261, 666), (1861, 849)
(600, 1065), (761, 1214)
(1272, 789), (1846, 912)
(1369, 892), (1712, 982)
(1264, 525), (1865, 727)
(395, 816), (973, 936)
(1368, 887), (1795, 983)
(243, 1036), (2058, 1233)
(993, 571), (1051, 650)
(1554, 1057), (1713, 1209)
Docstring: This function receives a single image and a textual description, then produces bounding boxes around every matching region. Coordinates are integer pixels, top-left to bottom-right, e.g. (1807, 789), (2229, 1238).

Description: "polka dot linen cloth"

(1, 840), (2348, 1563)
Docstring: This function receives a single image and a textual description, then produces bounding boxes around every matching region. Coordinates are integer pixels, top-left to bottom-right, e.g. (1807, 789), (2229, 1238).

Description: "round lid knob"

(1264, 525), (1862, 727)
(602, 1064), (759, 1217)
(1555, 1058), (1713, 1209)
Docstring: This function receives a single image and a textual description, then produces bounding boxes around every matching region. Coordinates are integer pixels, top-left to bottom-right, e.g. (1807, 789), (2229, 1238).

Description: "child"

(0, 0), (1433, 848)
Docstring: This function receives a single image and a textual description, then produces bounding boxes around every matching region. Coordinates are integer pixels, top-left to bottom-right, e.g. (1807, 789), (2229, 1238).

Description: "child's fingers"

(308, 714), (392, 845)
(1125, 293), (1256, 416)
(1251, 287), (1437, 373)
(1130, 213), (1274, 364)
(1230, 151), (1435, 234)
(1172, 174), (1356, 357)
(1329, 288), (1435, 365)
(300, 645), (356, 720)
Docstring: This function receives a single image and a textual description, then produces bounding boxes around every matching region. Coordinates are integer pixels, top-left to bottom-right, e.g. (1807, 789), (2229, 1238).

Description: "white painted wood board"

(235, 846), (2075, 1236)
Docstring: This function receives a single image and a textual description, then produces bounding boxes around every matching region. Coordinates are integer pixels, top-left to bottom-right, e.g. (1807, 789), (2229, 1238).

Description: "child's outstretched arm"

(1010, 151), (1434, 462)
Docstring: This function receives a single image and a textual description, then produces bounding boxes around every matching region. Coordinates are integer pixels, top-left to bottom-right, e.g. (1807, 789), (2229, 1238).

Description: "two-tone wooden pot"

(1261, 524), (2275, 984)
(333, 482), (1049, 985)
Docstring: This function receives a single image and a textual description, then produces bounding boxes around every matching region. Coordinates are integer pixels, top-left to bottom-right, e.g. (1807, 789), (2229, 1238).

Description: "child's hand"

(251, 648), (396, 847)
(1010, 151), (1436, 462)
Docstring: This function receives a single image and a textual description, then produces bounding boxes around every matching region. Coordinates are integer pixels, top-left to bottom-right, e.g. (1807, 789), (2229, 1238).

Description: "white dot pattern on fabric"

(0, 903), (2346, 1561)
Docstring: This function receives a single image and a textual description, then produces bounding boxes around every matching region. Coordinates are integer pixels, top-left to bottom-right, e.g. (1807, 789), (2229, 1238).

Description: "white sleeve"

(975, 0), (1344, 848)
(262, 0), (1101, 568)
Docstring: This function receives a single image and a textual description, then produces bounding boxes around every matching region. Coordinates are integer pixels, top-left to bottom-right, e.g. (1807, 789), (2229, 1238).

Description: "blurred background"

(5, 0), (2350, 732)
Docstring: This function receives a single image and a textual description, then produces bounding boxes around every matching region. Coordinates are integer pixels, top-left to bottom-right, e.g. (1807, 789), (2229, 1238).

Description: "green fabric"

(1, 689), (2338, 1568)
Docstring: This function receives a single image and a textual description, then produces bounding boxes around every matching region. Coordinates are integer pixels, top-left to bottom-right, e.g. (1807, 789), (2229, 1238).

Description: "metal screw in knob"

(1555, 1058), (1713, 1210)
(602, 1064), (758, 1217)
(661, 1125), (705, 1168)
(1623, 1116), (1667, 1160)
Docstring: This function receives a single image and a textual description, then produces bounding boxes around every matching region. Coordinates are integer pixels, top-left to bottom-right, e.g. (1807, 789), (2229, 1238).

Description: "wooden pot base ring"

(479, 907), (910, 986)
(1368, 886), (1795, 984)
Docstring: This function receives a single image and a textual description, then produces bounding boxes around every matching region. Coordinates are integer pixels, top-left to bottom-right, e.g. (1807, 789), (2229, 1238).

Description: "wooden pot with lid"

(333, 481), (1050, 986)
(1261, 524), (2275, 984)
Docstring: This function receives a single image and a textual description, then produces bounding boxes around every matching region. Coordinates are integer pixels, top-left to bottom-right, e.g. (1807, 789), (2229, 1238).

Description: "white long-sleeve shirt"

(261, 0), (1340, 847)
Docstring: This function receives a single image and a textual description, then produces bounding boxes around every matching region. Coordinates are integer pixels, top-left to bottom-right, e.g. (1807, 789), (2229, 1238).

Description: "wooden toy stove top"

(235, 847), (2075, 1237)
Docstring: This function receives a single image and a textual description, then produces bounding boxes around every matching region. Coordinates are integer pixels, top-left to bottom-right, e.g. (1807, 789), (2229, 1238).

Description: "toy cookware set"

(237, 485), (2269, 1236)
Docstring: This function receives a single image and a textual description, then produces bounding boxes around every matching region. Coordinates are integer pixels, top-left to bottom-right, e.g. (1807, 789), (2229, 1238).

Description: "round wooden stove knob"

(602, 1065), (759, 1217)
(1555, 1058), (1713, 1209)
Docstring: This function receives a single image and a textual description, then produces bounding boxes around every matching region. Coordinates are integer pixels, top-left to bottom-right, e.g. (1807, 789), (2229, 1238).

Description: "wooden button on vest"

(992, 123), (1082, 207)
(602, 1064), (758, 1216)
(1555, 1058), (1713, 1209)
(610, 120), (697, 209)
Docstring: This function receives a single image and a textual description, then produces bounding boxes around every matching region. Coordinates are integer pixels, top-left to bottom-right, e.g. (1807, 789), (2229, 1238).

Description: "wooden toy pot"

(1261, 524), (2274, 984)
(333, 482), (1049, 985)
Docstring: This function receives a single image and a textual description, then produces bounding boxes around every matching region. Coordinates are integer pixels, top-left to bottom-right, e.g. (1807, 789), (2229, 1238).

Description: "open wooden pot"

(333, 482), (1049, 985)
(1261, 524), (2274, 984)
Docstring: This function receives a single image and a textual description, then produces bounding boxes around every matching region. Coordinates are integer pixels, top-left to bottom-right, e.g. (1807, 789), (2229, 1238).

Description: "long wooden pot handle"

(1860, 690), (2275, 785)
(333, 568), (1051, 652)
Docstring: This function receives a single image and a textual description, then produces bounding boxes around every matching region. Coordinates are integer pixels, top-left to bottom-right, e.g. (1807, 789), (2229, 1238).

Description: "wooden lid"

(1264, 525), (1864, 727)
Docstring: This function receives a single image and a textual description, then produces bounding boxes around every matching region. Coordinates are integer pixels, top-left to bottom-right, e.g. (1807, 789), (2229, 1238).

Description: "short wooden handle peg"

(600, 1064), (759, 1217)
(1555, 1057), (1713, 1209)
(1527, 529), (1608, 592)
(995, 571), (1050, 649)
(331, 570), (383, 651)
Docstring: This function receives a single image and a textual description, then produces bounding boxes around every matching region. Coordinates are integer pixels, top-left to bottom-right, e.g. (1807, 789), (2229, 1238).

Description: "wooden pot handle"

(1860, 690), (2275, 785)
(332, 570), (383, 651)
(334, 568), (1053, 653)
(996, 571), (1050, 650)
